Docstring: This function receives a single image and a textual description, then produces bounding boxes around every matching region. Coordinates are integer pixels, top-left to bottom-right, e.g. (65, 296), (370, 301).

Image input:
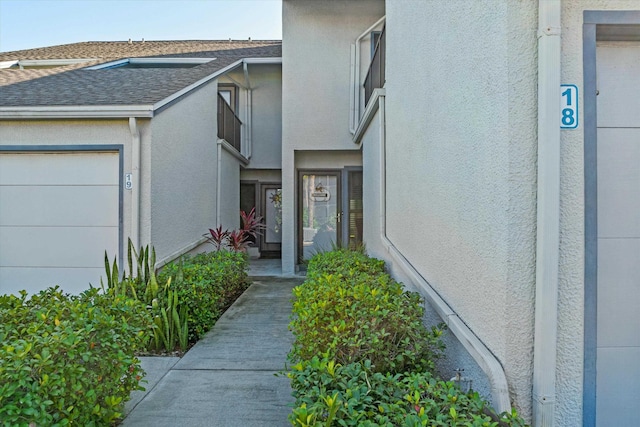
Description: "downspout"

(349, 15), (386, 134)
(216, 141), (222, 225)
(243, 61), (253, 159)
(532, 1), (561, 426)
(373, 92), (511, 414)
(128, 117), (141, 251)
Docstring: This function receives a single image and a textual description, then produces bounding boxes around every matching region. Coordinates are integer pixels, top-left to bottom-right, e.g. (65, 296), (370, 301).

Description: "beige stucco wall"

(383, 0), (538, 420)
(247, 64), (283, 169)
(148, 82), (218, 262)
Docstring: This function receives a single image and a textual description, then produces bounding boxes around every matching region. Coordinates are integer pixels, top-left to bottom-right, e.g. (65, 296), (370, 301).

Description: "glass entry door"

(261, 184), (282, 256)
(299, 171), (341, 261)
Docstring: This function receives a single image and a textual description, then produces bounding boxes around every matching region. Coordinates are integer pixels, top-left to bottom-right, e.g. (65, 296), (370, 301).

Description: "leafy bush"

(306, 248), (385, 279)
(0, 287), (150, 426)
(290, 266), (443, 374)
(159, 250), (249, 341)
(288, 356), (527, 427)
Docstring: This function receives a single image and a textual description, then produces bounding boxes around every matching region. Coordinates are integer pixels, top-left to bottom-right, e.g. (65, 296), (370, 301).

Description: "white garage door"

(595, 43), (640, 426)
(0, 151), (119, 295)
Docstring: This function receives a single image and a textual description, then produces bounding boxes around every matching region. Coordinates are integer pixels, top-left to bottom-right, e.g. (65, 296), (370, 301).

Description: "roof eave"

(0, 105), (155, 119)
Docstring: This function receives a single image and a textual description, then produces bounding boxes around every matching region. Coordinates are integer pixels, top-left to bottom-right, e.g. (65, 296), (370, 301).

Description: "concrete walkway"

(121, 274), (303, 427)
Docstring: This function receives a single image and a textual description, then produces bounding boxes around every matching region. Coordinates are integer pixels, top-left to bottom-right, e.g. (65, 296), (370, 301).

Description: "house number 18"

(560, 84), (578, 129)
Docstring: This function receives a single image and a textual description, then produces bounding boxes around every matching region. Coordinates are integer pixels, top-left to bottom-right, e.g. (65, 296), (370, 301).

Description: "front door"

(298, 171), (341, 261)
(261, 184), (282, 256)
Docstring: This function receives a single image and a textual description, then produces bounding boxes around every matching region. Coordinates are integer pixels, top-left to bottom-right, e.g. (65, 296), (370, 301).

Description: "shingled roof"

(0, 40), (281, 111)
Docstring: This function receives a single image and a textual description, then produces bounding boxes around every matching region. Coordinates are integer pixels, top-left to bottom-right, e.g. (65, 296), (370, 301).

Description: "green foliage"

(306, 248), (386, 279)
(0, 287), (150, 426)
(103, 240), (189, 352)
(288, 356), (527, 427)
(290, 254), (443, 374)
(287, 250), (527, 426)
(158, 250), (250, 342)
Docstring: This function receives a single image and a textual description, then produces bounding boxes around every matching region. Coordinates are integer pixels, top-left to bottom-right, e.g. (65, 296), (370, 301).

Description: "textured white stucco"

(383, 0), (538, 419)
(218, 146), (242, 231)
(148, 82), (218, 261)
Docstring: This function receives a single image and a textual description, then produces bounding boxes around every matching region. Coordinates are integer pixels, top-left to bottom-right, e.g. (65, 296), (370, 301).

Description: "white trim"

(155, 237), (208, 269)
(0, 105), (154, 119)
(0, 60), (19, 69)
(217, 138), (249, 165)
(0, 58), (97, 69)
(85, 57), (213, 70)
(353, 88), (385, 145)
(242, 57), (282, 64)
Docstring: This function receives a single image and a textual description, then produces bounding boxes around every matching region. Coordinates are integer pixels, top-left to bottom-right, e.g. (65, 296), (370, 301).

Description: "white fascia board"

(0, 60), (19, 69)
(0, 105), (155, 119)
(242, 57), (282, 65)
(131, 57), (213, 64)
(19, 58), (98, 66)
(84, 59), (130, 70)
(153, 59), (245, 110)
(218, 138), (249, 165)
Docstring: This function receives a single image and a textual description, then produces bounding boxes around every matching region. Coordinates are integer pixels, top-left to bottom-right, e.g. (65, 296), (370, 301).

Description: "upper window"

(218, 83), (238, 113)
(85, 58), (213, 70)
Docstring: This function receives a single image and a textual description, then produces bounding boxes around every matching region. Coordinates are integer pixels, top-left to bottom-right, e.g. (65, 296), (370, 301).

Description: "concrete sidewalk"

(121, 276), (303, 427)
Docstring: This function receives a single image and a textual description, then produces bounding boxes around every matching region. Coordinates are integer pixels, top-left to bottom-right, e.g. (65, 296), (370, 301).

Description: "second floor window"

(218, 84), (238, 113)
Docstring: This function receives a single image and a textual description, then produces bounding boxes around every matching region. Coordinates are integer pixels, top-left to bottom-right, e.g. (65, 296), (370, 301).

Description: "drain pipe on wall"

(243, 61), (253, 159)
(532, 0), (561, 426)
(372, 92), (512, 414)
(128, 117), (141, 251)
(349, 15), (386, 134)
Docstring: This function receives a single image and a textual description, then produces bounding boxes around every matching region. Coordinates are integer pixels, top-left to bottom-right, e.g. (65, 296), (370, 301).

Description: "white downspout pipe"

(128, 117), (141, 252)
(243, 61), (253, 159)
(349, 15), (386, 134)
(532, 0), (561, 426)
(216, 141), (222, 225)
(373, 92), (511, 414)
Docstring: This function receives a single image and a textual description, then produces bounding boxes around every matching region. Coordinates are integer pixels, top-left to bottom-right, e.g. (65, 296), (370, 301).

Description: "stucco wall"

(247, 64), (283, 169)
(148, 82), (218, 262)
(384, 0), (538, 419)
(281, 0), (383, 273)
(218, 145), (241, 231)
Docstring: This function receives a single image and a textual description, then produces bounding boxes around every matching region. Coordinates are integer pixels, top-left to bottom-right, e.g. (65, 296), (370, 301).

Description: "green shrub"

(288, 356), (528, 427)
(159, 250), (249, 341)
(306, 248), (386, 279)
(0, 287), (150, 426)
(289, 271), (443, 374)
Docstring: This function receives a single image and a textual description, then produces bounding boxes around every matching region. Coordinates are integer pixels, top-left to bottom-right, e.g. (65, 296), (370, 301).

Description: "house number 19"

(560, 84), (578, 129)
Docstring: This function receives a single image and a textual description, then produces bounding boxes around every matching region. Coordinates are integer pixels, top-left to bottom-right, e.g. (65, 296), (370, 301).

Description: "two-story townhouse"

(0, 40), (282, 294)
(281, 1), (640, 426)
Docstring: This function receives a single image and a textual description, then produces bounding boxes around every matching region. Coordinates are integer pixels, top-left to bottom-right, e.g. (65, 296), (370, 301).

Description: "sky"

(0, 0), (282, 53)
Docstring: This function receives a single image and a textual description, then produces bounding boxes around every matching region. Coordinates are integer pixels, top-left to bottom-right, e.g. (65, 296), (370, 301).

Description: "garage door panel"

(596, 128), (640, 238)
(0, 267), (106, 296)
(596, 347), (640, 427)
(0, 152), (119, 186)
(0, 186), (119, 226)
(597, 45), (640, 128)
(597, 238), (640, 348)
(0, 226), (118, 268)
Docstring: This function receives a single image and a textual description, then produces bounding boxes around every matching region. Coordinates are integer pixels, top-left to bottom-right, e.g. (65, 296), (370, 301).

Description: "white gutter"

(349, 15), (386, 134)
(364, 90), (511, 414)
(128, 118), (141, 253)
(0, 105), (154, 119)
(532, 0), (561, 426)
(243, 61), (253, 159)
